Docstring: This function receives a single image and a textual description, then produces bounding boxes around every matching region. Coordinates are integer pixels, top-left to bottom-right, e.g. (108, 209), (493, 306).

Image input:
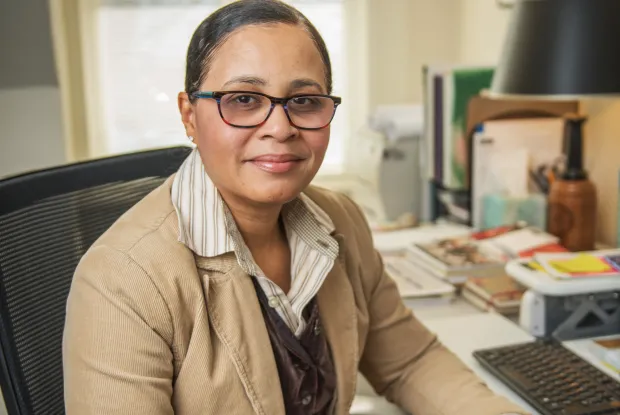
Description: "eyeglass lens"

(219, 93), (336, 129)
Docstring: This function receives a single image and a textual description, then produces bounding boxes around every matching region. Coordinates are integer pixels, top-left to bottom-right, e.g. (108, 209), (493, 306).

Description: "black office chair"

(0, 146), (192, 414)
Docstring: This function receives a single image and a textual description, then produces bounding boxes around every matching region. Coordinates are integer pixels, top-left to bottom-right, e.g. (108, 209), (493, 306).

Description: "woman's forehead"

(205, 24), (326, 91)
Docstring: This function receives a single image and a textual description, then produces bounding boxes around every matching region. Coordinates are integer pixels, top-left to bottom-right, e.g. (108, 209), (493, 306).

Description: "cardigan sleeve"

(340, 195), (530, 415)
(63, 245), (175, 415)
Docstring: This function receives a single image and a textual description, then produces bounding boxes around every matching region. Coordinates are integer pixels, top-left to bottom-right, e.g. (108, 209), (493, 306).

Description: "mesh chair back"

(0, 146), (192, 414)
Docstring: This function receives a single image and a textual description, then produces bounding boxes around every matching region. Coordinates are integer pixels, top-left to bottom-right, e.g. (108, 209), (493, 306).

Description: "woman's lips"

(249, 160), (302, 173)
(247, 154), (305, 173)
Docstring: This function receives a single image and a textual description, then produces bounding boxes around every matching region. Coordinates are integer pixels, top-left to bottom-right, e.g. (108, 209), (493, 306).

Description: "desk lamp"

(488, 0), (620, 251)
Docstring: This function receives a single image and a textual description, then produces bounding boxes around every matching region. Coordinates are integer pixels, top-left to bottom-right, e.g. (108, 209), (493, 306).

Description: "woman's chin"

(247, 182), (307, 205)
(240, 167), (315, 205)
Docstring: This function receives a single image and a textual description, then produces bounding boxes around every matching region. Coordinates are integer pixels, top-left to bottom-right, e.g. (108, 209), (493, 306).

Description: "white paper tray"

(506, 259), (620, 296)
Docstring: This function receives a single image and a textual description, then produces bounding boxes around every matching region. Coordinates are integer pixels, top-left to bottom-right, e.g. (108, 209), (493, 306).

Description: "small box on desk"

(482, 193), (547, 230)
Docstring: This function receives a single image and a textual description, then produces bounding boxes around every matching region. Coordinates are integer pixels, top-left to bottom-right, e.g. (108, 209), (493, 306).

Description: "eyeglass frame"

(190, 90), (342, 130)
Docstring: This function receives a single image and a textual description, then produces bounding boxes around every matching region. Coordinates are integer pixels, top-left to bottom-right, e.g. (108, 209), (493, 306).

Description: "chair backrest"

(0, 146), (192, 414)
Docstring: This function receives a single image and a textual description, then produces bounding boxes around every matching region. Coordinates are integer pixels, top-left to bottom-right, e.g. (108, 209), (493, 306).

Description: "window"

(95, 0), (347, 170)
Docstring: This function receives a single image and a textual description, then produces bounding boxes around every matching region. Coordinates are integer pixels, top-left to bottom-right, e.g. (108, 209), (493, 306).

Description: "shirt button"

(313, 322), (321, 336)
(268, 297), (279, 308)
(301, 395), (312, 406)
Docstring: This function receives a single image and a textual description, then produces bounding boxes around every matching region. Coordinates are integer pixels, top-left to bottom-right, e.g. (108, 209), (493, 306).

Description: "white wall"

(0, 87), (66, 178)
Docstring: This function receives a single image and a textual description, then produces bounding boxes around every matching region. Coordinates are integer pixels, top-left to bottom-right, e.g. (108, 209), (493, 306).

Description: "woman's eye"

(292, 97), (311, 105)
(292, 97), (322, 108)
(235, 95), (256, 104)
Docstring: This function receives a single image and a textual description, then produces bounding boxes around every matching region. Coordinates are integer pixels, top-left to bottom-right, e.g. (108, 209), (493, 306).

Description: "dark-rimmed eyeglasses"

(191, 90), (342, 130)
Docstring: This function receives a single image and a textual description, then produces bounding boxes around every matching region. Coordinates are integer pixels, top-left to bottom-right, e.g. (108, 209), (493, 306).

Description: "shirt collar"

(170, 148), (335, 259)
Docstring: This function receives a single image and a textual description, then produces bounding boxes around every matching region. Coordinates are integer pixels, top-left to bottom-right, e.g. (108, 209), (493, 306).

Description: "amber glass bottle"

(547, 115), (597, 251)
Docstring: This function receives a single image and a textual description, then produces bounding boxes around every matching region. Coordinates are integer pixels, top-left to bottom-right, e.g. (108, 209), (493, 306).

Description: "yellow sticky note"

(549, 254), (612, 274)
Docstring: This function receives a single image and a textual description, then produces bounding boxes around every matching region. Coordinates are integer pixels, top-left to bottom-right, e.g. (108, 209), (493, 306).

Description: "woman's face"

(180, 23), (330, 207)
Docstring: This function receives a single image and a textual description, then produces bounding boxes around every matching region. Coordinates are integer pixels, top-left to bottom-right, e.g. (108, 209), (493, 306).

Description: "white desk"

(420, 312), (535, 413)
(352, 299), (538, 414)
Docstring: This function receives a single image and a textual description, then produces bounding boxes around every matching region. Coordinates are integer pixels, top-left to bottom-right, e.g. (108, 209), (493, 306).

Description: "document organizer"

(463, 95), (579, 226)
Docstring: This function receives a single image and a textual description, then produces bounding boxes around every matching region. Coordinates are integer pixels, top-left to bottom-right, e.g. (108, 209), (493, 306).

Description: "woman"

(63, 1), (527, 414)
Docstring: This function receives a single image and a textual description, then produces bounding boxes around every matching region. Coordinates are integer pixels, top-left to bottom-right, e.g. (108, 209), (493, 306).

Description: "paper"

(526, 261), (545, 272)
(534, 249), (620, 278)
(490, 228), (559, 256)
(549, 254), (614, 274)
(491, 148), (529, 197)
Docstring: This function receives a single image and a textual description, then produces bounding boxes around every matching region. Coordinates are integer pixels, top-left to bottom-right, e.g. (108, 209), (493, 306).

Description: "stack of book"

(405, 224), (566, 285)
(373, 223), (469, 305)
(461, 275), (526, 315)
(374, 223), (568, 313)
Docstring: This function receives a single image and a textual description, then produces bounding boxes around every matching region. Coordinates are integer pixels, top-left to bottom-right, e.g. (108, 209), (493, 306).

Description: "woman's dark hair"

(185, 0), (332, 101)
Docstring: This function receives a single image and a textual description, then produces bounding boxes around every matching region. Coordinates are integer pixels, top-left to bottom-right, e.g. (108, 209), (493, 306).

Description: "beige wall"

(364, 0), (511, 107)
(367, 0), (461, 106)
(458, 0), (512, 65)
(582, 100), (620, 246)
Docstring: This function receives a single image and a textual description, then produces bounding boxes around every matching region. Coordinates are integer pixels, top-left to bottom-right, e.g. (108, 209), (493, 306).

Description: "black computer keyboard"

(473, 340), (620, 415)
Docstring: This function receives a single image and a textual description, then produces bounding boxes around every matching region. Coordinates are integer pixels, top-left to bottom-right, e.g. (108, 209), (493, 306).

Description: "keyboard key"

(549, 401), (563, 410)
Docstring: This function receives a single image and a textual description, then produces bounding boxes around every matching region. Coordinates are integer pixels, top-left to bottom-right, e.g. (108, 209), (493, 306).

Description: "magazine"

(406, 225), (566, 282)
(414, 236), (505, 269)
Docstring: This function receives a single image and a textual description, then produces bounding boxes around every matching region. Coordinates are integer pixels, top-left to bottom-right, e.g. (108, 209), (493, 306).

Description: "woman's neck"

(223, 193), (286, 251)
(220, 191), (292, 292)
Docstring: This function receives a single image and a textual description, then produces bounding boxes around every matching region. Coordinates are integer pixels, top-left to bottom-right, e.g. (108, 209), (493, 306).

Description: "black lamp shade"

(490, 0), (620, 98)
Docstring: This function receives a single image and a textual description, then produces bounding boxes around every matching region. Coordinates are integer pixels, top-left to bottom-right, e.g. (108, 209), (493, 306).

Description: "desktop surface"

(414, 300), (620, 415)
(352, 300), (538, 414)
(364, 225), (620, 414)
(420, 311), (537, 412)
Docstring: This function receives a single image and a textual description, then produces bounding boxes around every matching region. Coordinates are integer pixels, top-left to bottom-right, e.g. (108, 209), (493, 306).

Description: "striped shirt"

(171, 148), (338, 337)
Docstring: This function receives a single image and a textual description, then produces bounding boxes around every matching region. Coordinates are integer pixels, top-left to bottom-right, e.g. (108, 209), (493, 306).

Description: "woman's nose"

(259, 104), (297, 141)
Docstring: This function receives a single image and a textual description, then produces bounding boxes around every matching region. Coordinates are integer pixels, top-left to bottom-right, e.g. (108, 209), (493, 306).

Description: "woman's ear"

(178, 92), (197, 138)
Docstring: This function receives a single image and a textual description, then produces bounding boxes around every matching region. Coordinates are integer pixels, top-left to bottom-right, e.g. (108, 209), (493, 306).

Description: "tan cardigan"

(62, 176), (528, 415)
